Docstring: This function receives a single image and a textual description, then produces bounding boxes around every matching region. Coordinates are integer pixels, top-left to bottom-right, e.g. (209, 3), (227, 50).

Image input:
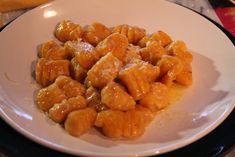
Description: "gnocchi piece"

(119, 62), (150, 100)
(96, 33), (129, 60)
(87, 52), (122, 88)
(176, 62), (193, 86)
(74, 42), (100, 69)
(123, 45), (141, 65)
(55, 75), (85, 98)
(65, 108), (97, 137)
(37, 84), (67, 112)
(176, 70), (192, 86)
(122, 108), (151, 138)
(95, 110), (124, 138)
(157, 55), (184, 87)
(36, 58), (70, 87)
(113, 24), (146, 44)
(138, 31), (172, 48)
(166, 40), (193, 64)
(135, 106), (154, 125)
(40, 40), (70, 60)
(138, 36), (150, 48)
(64, 40), (82, 58)
(49, 95), (87, 123)
(150, 31), (173, 47)
(140, 82), (169, 112)
(86, 86), (107, 112)
(83, 22), (112, 46)
(137, 60), (160, 82)
(55, 20), (84, 42)
(70, 58), (87, 83)
(95, 108), (153, 139)
(101, 82), (136, 111)
(140, 41), (167, 65)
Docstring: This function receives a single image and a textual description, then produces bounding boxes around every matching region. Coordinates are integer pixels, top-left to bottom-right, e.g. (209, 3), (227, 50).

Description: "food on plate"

(37, 83), (67, 111)
(101, 81), (136, 111)
(83, 22), (112, 46)
(55, 20), (84, 42)
(49, 95), (87, 123)
(87, 52), (122, 88)
(138, 30), (172, 48)
(113, 24), (146, 44)
(119, 61), (150, 100)
(65, 108), (97, 137)
(35, 58), (70, 87)
(70, 58), (88, 82)
(36, 76), (85, 111)
(95, 33), (129, 60)
(140, 82), (169, 111)
(40, 40), (71, 60)
(140, 41), (167, 65)
(34, 21), (193, 139)
(95, 106), (153, 139)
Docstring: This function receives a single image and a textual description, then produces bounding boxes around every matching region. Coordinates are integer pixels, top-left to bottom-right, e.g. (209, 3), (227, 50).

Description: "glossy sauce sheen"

(168, 83), (186, 104)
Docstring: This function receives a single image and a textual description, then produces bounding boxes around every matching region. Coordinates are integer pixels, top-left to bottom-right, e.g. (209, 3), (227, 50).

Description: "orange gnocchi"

(87, 52), (122, 88)
(95, 33), (129, 60)
(83, 22), (112, 46)
(140, 41), (167, 65)
(140, 82), (169, 112)
(95, 107), (153, 139)
(49, 95), (87, 123)
(113, 24), (146, 44)
(55, 20), (84, 42)
(138, 30), (172, 48)
(101, 82), (136, 111)
(36, 58), (70, 87)
(65, 108), (97, 137)
(73, 42), (100, 69)
(119, 62), (150, 100)
(40, 40), (71, 60)
(34, 21), (193, 139)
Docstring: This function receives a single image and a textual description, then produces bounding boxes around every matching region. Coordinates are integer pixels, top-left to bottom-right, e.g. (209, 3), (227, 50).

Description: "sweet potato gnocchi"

(34, 20), (193, 139)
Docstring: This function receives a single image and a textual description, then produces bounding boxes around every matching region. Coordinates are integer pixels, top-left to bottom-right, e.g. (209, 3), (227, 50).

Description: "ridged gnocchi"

(83, 22), (112, 46)
(40, 40), (71, 60)
(87, 52), (122, 88)
(113, 24), (146, 44)
(101, 82), (136, 111)
(95, 107), (153, 139)
(95, 33), (129, 60)
(55, 20), (84, 42)
(34, 21), (193, 139)
(138, 31), (172, 48)
(49, 95), (87, 123)
(140, 41), (167, 65)
(36, 58), (70, 87)
(119, 62), (150, 100)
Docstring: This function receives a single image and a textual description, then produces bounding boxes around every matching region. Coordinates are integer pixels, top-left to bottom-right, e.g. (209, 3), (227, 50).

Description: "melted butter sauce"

(151, 83), (187, 117)
(168, 83), (187, 104)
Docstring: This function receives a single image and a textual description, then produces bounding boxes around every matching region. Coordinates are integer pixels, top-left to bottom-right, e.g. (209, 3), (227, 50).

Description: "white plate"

(0, 0), (234, 156)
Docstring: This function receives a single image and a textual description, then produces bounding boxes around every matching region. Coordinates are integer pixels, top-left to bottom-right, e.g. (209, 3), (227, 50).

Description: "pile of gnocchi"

(35, 20), (193, 139)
